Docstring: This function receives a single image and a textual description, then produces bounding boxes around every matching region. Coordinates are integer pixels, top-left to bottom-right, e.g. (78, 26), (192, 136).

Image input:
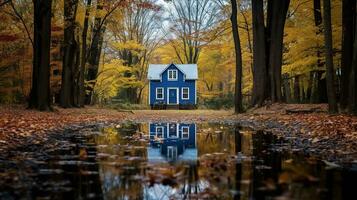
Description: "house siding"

(149, 64), (196, 106)
(149, 123), (196, 147)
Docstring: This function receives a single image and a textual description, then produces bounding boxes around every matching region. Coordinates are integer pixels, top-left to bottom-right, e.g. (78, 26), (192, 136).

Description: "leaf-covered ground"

(1, 104), (357, 164)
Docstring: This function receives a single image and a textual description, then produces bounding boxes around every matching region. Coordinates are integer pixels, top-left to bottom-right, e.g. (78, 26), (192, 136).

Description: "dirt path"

(1, 104), (357, 165)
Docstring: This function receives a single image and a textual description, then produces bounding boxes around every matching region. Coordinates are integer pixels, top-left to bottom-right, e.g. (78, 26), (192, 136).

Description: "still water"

(1, 122), (357, 200)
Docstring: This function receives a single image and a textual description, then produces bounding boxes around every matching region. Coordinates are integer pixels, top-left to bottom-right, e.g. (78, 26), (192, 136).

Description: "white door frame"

(167, 87), (179, 105)
(167, 146), (178, 160)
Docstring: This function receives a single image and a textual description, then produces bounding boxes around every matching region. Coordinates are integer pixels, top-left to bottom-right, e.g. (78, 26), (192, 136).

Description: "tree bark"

(60, 0), (78, 108)
(85, 1), (106, 104)
(322, 0), (338, 113)
(251, 0), (267, 106)
(77, 0), (92, 107)
(251, 0), (290, 106)
(230, 0), (243, 113)
(28, 0), (52, 111)
(340, 0), (356, 110)
(294, 75), (300, 103)
(266, 0), (290, 102)
(348, 3), (357, 114)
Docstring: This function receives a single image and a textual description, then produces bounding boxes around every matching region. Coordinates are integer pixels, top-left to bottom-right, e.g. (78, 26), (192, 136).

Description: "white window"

(168, 70), (178, 81)
(182, 88), (189, 100)
(182, 126), (189, 139)
(156, 126), (163, 138)
(156, 87), (164, 99)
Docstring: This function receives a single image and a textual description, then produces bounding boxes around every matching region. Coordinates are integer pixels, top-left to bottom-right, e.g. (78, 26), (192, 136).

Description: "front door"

(168, 88), (178, 104)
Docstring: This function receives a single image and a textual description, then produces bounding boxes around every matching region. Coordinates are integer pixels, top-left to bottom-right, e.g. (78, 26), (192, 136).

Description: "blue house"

(148, 63), (198, 109)
(148, 123), (197, 162)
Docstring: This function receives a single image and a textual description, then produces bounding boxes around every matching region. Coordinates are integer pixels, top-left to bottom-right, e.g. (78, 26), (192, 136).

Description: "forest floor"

(0, 104), (357, 165)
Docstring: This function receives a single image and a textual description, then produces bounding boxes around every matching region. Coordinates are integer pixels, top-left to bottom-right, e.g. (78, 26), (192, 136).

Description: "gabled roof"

(148, 64), (198, 80)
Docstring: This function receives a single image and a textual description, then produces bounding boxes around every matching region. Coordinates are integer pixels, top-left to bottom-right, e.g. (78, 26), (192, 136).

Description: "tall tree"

(60, 0), (79, 108)
(85, 0), (124, 104)
(230, 0), (243, 113)
(251, 0), (290, 106)
(251, 0), (267, 106)
(322, 0), (338, 113)
(28, 0), (52, 111)
(340, 0), (356, 110)
(77, 0), (92, 107)
(267, 0), (290, 102)
(106, 0), (163, 104)
(86, 0), (105, 104)
(348, 3), (357, 114)
(310, 0), (324, 103)
(167, 0), (221, 64)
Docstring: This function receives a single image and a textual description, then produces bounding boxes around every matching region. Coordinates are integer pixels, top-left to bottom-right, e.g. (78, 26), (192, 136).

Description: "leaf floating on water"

(79, 148), (88, 160)
(278, 172), (292, 184)
(39, 169), (64, 175)
(255, 165), (272, 170)
(323, 160), (340, 169)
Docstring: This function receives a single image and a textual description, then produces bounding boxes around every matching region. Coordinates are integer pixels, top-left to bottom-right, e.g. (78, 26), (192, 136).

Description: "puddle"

(1, 122), (357, 199)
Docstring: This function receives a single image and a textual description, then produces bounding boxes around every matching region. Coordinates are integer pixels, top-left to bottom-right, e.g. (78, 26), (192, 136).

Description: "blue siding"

(149, 64), (196, 105)
(149, 123), (196, 147)
(149, 123), (196, 161)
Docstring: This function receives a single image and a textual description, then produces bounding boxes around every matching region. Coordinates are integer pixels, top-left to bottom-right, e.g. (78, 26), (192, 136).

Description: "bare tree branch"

(0, 0), (11, 7)
(9, 0), (34, 47)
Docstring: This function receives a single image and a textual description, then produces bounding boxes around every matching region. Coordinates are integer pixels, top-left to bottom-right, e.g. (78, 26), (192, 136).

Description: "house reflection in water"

(148, 123), (197, 162)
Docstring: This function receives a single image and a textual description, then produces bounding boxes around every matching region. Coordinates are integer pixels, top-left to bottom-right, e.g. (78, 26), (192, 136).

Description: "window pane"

(182, 127), (189, 138)
(183, 88), (189, 99)
(157, 88), (163, 99)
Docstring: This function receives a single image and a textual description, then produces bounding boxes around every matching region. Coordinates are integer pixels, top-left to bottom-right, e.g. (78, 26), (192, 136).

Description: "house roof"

(148, 64), (198, 80)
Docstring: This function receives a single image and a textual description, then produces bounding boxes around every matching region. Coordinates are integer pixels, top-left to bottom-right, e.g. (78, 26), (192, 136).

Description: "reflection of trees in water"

(234, 127), (254, 200)
(252, 131), (282, 199)
(50, 133), (104, 199)
(181, 163), (200, 198)
(100, 164), (144, 199)
(96, 124), (147, 199)
(95, 123), (357, 199)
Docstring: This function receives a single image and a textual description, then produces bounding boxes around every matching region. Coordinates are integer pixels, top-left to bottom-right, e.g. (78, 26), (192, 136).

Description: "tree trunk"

(348, 3), (357, 114)
(60, 0), (78, 108)
(251, 0), (290, 106)
(266, 0), (290, 102)
(72, 36), (80, 107)
(251, 0), (267, 106)
(340, 0), (356, 110)
(313, 0), (322, 26)
(85, 1), (106, 104)
(294, 75), (300, 103)
(282, 74), (291, 103)
(28, 0), (52, 111)
(322, 0), (338, 113)
(230, 0), (243, 113)
(78, 0), (92, 107)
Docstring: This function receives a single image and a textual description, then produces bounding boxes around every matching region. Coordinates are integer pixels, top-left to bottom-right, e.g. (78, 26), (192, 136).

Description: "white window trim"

(168, 69), (178, 81)
(156, 87), (164, 100)
(181, 87), (189, 100)
(156, 126), (164, 138)
(182, 126), (189, 139)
